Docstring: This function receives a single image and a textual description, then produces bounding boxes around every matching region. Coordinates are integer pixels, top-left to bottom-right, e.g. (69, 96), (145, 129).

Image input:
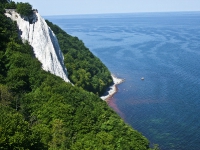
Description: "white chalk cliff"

(5, 9), (70, 82)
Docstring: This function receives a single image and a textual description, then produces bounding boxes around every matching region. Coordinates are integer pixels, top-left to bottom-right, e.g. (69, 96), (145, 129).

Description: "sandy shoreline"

(100, 75), (124, 101)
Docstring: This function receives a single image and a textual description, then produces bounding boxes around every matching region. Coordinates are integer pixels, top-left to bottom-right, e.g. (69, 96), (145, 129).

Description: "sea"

(45, 12), (200, 150)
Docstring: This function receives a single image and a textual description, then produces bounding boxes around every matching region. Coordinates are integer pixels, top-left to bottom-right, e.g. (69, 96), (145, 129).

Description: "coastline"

(100, 75), (124, 101)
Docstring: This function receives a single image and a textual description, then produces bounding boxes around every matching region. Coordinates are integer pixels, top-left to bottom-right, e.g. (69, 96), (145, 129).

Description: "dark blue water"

(45, 12), (200, 150)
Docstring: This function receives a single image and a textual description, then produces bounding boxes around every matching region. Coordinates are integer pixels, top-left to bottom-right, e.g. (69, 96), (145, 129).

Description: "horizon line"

(43, 10), (200, 17)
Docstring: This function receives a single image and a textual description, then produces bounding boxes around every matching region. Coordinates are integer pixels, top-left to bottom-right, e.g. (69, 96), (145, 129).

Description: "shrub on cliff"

(0, 0), (9, 4)
(16, 2), (32, 16)
(5, 1), (16, 9)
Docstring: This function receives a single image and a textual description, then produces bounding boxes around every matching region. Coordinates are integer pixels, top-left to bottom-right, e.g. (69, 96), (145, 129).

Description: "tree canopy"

(0, 0), (10, 4)
(16, 2), (32, 16)
(5, 1), (16, 9)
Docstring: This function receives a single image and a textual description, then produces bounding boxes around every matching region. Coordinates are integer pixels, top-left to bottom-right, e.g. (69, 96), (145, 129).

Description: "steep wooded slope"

(46, 20), (113, 96)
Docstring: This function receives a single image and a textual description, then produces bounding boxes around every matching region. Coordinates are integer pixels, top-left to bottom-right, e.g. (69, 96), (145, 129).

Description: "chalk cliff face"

(5, 9), (70, 82)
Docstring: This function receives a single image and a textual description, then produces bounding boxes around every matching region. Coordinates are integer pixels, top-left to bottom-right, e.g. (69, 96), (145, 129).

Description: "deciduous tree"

(16, 2), (32, 16)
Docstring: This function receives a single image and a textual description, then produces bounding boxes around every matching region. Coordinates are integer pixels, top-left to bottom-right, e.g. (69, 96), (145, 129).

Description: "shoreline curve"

(100, 75), (124, 101)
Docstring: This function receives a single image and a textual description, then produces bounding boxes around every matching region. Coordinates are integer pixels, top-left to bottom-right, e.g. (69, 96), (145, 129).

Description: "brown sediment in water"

(107, 96), (125, 120)
(100, 74), (125, 119)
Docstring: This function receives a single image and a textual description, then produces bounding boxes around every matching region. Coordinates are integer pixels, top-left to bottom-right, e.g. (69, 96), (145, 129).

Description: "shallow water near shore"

(45, 12), (200, 150)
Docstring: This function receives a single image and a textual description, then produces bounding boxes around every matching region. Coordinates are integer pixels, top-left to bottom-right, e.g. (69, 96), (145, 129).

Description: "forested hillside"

(0, 1), (157, 149)
(46, 20), (113, 96)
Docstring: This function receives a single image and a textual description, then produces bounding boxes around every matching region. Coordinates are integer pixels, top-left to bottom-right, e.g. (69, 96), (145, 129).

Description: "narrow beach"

(100, 75), (124, 101)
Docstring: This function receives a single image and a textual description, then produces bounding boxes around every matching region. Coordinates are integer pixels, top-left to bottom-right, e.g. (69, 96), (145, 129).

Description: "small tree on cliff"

(16, 2), (32, 16)
(5, 1), (17, 9)
(0, 0), (9, 4)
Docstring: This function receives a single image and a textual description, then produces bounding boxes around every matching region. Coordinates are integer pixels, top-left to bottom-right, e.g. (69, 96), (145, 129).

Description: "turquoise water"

(45, 12), (200, 150)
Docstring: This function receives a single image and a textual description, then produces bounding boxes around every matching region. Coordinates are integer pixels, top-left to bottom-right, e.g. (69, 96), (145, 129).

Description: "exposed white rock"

(5, 9), (70, 82)
(100, 75), (124, 101)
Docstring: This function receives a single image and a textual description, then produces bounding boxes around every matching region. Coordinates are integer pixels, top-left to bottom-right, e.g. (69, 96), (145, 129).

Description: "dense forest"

(0, 1), (159, 149)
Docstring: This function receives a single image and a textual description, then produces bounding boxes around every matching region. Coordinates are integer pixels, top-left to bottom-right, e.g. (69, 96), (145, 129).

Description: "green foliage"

(16, 2), (32, 16)
(0, 84), (13, 106)
(5, 1), (16, 9)
(46, 20), (113, 96)
(20, 76), (150, 149)
(0, 0), (9, 4)
(0, 104), (44, 149)
(0, 8), (17, 51)
(0, 4), (154, 150)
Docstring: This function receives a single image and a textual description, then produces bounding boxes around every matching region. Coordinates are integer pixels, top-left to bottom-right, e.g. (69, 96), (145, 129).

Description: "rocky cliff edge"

(5, 9), (70, 82)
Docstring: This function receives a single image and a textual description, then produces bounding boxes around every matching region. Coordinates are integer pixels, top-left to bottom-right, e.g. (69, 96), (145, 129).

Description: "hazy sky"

(14, 0), (200, 16)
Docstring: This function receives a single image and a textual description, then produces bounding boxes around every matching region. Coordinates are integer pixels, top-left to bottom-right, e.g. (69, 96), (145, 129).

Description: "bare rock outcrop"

(5, 9), (70, 82)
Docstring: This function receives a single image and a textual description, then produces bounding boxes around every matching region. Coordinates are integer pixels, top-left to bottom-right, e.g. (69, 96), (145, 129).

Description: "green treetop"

(16, 2), (32, 16)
